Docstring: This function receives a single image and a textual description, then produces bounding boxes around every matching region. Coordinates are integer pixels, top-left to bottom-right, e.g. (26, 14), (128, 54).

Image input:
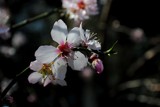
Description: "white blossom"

(35, 19), (88, 71)
(62, 0), (98, 21)
(28, 60), (67, 86)
(80, 23), (101, 50)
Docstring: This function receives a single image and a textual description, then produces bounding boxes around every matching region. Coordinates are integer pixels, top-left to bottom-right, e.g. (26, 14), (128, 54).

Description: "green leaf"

(104, 40), (118, 56)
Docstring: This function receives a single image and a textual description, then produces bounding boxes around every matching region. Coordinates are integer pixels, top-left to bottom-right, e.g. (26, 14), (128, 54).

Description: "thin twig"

(0, 66), (29, 100)
(127, 45), (160, 77)
(98, 0), (112, 30)
(73, 41), (117, 56)
(10, 8), (60, 30)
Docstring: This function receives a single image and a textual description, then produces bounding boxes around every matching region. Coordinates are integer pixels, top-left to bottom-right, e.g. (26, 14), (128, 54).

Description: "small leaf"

(104, 40), (118, 56)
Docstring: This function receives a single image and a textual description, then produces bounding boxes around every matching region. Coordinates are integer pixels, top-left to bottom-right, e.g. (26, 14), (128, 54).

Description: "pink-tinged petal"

(67, 27), (81, 47)
(92, 59), (104, 74)
(29, 60), (43, 71)
(87, 40), (101, 50)
(43, 75), (52, 87)
(68, 51), (88, 70)
(35, 45), (58, 64)
(52, 58), (67, 80)
(28, 72), (42, 84)
(52, 79), (67, 86)
(51, 19), (67, 44)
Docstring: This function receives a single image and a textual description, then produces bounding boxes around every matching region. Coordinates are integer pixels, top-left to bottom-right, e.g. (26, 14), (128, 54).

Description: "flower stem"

(0, 66), (29, 100)
(104, 40), (118, 55)
(73, 41), (118, 56)
(10, 8), (60, 30)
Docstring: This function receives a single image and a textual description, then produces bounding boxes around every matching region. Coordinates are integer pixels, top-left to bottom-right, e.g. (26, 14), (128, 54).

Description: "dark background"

(1, 0), (160, 107)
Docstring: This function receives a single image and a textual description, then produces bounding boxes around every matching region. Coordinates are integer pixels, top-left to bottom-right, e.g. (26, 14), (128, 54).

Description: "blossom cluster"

(28, 19), (103, 86)
(62, 0), (98, 21)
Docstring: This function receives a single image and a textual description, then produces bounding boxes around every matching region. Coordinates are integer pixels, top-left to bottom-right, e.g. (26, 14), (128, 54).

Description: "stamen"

(58, 42), (71, 57)
(39, 64), (52, 75)
(89, 32), (97, 40)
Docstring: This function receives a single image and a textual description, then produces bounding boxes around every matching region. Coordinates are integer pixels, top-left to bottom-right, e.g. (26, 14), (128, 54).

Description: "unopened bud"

(92, 58), (104, 74)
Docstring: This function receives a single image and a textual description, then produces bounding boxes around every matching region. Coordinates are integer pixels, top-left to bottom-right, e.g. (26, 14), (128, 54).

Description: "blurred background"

(1, 0), (160, 107)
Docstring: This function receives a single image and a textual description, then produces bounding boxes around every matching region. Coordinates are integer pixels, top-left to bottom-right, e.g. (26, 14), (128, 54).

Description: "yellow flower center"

(39, 63), (53, 75)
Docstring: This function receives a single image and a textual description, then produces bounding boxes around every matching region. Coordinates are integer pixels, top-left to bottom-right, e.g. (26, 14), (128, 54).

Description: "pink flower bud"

(90, 53), (98, 60)
(92, 59), (104, 74)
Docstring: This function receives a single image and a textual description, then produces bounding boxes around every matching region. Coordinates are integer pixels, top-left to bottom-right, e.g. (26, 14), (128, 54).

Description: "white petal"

(62, 0), (73, 8)
(87, 40), (101, 50)
(52, 79), (67, 86)
(51, 19), (67, 44)
(28, 72), (42, 84)
(68, 51), (88, 70)
(29, 60), (43, 71)
(78, 10), (89, 20)
(67, 27), (81, 47)
(43, 75), (52, 87)
(35, 45), (58, 64)
(85, 29), (91, 40)
(79, 23), (86, 42)
(52, 58), (67, 80)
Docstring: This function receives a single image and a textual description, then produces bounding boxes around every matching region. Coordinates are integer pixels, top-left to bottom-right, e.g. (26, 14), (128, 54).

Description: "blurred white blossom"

(62, 0), (98, 21)
(12, 32), (27, 49)
(130, 28), (145, 43)
(0, 46), (16, 57)
(0, 8), (9, 24)
(27, 93), (37, 103)
(81, 67), (93, 80)
(0, 8), (10, 40)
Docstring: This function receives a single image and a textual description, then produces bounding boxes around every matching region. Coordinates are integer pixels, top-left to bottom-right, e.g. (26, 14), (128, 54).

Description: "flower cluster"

(28, 19), (103, 86)
(62, 0), (98, 21)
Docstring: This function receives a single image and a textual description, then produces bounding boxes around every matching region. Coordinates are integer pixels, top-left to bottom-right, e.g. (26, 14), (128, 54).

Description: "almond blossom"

(35, 19), (88, 71)
(62, 0), (99, 21)
(28, 59), (67, 86)
(79, 23), (101, 50)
